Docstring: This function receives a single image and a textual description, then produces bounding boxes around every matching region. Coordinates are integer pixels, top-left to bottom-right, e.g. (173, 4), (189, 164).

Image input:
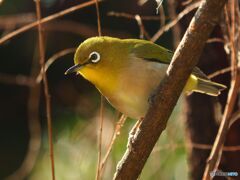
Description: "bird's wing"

(130, 40), (173, 64)
(130, 40), (211, 80)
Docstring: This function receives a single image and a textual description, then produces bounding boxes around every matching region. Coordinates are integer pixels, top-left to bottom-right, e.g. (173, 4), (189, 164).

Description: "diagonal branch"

(113, 0), (227, 179)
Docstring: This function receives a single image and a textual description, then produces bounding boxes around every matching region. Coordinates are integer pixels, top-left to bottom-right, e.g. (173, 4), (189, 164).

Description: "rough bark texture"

(177, 2), (240, 179)
(113, 0), (227, 179)
(181, 24), (230, 180)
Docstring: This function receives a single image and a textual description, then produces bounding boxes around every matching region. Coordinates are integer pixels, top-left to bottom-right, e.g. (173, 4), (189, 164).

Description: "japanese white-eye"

(65, 36), (226, 119)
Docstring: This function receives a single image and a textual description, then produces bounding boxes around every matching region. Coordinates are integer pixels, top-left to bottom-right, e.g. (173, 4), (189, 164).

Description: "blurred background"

(0, 0), (239, 179)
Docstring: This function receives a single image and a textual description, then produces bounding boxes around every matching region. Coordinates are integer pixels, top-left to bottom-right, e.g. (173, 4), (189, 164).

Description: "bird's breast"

(107, 58), (168, 119)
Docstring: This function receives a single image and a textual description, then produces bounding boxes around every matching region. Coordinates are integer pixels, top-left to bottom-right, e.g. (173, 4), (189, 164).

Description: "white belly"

(108, 58), (168, 119)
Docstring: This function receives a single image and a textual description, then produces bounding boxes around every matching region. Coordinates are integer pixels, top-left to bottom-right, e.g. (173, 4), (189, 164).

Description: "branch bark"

(113, 0), (227, 179)
(178, 3), (230, 179)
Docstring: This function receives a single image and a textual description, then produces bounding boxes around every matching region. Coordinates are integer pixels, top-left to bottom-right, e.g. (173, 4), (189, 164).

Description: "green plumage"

(127, 39), (173, 63)
(66, 36), (226, 119)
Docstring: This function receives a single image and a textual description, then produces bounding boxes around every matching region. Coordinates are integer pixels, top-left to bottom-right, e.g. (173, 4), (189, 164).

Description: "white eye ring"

(89, 51), (101, 63)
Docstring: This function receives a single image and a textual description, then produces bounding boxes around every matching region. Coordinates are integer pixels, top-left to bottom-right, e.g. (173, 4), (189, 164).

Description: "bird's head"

(65, 36), (129, 89)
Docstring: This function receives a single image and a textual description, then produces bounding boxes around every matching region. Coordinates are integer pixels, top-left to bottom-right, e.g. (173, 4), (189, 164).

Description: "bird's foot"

(127, 118), (143, 152)
(148, 89), (158, 106)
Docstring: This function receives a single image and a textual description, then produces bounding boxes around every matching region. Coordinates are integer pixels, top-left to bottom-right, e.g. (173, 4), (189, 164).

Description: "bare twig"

(135, 15), (151, 40)
(203, 74), (240, 179)
(0, 0), (96, 45)
(182, 0), (193, 6)
(159, 6), (166, 27)
(100, 115), (127, 172)
(208, 67), (231, 79)
(94, 0), (103, 179)
(153, 141), (240, 152)
(96, 96), (104, 180)
(191, 143), (240, 151)
(156, 0), (163, 14)
(36, 48), (75, 83)
(230, 0), (237, 79)
(151, 1), (201, 42)
(108, 12), (161, 21)
(114, 0), (227, 179)
(229, 109), (240, 127)
(35, 0), (55, 179)
(95, 0), (102, 36)
(167, 0), (181, 48)
(206, 37), (225, 43)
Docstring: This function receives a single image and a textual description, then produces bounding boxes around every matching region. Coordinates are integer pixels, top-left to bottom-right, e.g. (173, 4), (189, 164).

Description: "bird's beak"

(65, 64), (83, 75)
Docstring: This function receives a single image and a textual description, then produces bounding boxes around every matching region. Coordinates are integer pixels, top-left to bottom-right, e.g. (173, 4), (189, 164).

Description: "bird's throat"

(79, 68), (118, 96)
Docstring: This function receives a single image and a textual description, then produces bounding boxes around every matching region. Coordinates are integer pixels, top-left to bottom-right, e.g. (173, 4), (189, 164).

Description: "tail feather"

(194, 78), (227, 96)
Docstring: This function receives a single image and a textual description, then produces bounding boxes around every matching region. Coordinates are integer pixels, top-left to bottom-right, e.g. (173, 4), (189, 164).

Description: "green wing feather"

(126, 39), (173, 64)
(128, 39), (208, 80)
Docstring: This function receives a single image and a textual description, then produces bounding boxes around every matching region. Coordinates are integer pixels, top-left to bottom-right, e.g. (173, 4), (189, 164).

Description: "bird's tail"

(194, 78), (227, 96)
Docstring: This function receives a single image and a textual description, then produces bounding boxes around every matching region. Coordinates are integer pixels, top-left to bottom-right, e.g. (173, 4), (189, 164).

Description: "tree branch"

(113, 0), (227, 179)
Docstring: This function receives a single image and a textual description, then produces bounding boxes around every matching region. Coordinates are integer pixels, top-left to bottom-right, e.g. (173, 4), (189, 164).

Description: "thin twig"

(94, 0), (103, 179)
(167, 0), (181, 48)
(159, 6), (166, 27)
(229, 109), (240, 127)
(108, 12), (161, 21)
(208, 67), (231, 79)
(230, 0), (237, 79)
(35, 0), (55, 179)
(36, 48), (75, 83)
(151, 1), (201, 42)
(191, 143), (240, 151)
(135, 15), (151, 40)
(96, 96), (104, 180)
(208, 65), (240, 79)
(156, 0), (163, 14)
(153, 142), (240, 152)
(0, 0), (96, 45)
(206, 37), (225, 43)
(182, 0), (193, 6)
(95, 0), (102, 36)
(100, 115), (127, 172)
(203, 73), (240, 179)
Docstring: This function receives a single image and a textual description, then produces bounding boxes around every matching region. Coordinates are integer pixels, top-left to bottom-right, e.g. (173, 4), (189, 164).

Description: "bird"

(65, 36), (226, 119)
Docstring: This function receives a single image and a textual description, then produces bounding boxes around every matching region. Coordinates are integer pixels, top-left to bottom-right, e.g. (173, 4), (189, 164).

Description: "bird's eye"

(89, 51), (100, 63)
